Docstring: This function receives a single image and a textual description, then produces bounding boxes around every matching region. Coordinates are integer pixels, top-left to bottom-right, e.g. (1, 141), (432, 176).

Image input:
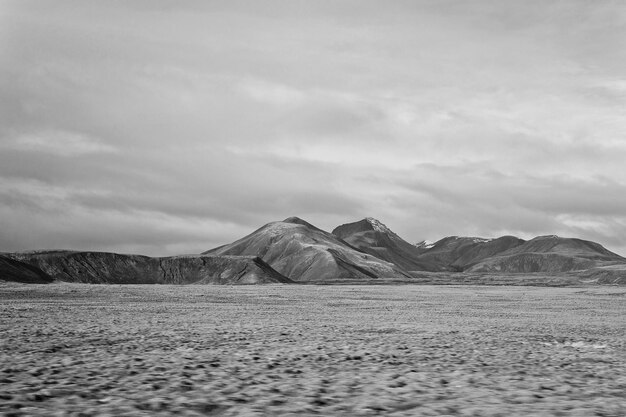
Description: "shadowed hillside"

(8, 251), (292, 284)
(332, 218), (442, 272)
(0, 255), (54, 283)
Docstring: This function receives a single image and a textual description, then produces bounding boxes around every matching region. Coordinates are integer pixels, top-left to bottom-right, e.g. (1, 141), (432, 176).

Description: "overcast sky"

(1, 0), (626, 256)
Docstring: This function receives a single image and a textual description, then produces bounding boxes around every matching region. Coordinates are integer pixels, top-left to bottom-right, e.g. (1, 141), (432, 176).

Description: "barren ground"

(1, 283), (625, 416)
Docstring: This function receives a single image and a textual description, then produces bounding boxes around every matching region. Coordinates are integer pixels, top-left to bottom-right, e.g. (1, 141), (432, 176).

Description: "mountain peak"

(333, 217), (400, 238)
(273, 216), (328, 234)
(363, 217), (392, 233)
(282, 216), (317, 228)
(332, 218), (444, 272)
(282, 216), (307, 224)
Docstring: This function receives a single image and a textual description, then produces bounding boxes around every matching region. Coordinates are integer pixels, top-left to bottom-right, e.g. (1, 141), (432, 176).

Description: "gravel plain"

(1, 283), (625, 416)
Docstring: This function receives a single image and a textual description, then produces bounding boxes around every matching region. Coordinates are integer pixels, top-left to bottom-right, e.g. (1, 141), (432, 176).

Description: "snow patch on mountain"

(415, 240), (436, 249)
(472, 238), (493, 243)
(366, 217), (403, 236)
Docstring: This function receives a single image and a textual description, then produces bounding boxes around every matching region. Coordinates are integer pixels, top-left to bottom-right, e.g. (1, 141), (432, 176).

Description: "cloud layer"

(1, 0), (626, 256)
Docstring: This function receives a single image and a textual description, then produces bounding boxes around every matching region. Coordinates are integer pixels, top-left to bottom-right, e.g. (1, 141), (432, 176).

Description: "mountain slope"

(574, 264), (626, 285)
(466, 235), (626, 273)
(160, 255), (292, 284)
(0, 255), (54, 283)
(332, 218), (442, 271)
(8, 251), (292, 284)
(203, 217), (412, 281)
(416, 236), (526, 271)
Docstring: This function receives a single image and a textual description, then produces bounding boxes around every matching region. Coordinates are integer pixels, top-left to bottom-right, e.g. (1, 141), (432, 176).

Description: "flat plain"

(1, 283), (625, 416)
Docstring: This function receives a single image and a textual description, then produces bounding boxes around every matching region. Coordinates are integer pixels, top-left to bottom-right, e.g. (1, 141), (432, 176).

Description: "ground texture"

(1, 284), (625, 416)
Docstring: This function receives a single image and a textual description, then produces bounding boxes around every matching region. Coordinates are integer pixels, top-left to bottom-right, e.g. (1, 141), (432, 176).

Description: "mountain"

(0, 255), (54, 283)
(416, 235), (526, 271)
(466, 235), (626, 273)
(332, 218), (442, 271)
(203, 217), (412, 281)
(8, 251), (292, 284)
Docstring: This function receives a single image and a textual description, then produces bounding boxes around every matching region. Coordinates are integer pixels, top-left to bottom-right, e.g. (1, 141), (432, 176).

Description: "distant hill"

(466, 235), (626, 273)
(8, 251), (292, 284)
(332, 218), (442, 271)
(0, 255), (54, 283)
(204, 217), (411, 281)
(416, 235), (525, 271)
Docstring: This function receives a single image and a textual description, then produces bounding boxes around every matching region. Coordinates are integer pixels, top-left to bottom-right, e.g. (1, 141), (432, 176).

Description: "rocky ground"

(1, 283), (625, 416)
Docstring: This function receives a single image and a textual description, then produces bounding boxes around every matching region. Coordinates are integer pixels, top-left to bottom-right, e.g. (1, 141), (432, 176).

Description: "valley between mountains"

(2, 217), (625, 285)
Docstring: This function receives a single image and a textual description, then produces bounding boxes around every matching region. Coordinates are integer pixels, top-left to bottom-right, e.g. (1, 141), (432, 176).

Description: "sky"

(1, 0), (626, 256)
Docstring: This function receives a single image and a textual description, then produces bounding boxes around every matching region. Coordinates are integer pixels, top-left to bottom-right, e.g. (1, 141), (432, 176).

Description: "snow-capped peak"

(364, 217), (391, 233)
(363, 217), (406, 241)
(415, 240), (435, 249)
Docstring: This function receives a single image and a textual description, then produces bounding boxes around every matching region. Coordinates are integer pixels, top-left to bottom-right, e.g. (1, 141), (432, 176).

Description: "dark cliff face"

(332, 218), (442, 272)
(204, 217), (412, 281)
(7, 251), (292, 284)
(0, 255), (54, 283)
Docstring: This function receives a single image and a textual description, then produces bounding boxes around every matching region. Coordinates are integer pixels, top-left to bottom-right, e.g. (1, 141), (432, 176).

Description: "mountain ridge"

(5, 251), (292, 284)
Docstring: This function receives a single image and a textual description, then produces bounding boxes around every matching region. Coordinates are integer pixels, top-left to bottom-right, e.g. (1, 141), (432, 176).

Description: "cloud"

(2, 130), (117, 156)
(1, 1), (625, 256)
(381, 163), (626, 252)
(237, 78), (305, 106)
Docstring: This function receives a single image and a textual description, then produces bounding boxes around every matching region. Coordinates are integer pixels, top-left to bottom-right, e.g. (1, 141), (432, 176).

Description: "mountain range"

(3, 216), (625, 284)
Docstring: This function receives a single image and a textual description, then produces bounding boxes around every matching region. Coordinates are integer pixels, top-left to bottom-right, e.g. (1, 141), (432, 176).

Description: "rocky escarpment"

(158, 255), (292, 284)
(7, 251), (292, 284)
(0, 255), (54, 283)
(204, 217), (412, 281)
(10, 251), (156, 284)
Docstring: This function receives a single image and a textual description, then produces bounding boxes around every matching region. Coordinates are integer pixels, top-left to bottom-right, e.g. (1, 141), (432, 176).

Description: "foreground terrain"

(1, 284), (624, 416)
